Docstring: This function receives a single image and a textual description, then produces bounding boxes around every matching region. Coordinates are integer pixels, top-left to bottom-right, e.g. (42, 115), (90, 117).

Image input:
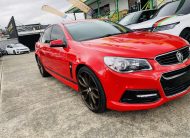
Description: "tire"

(13, 50), (16, 55)
(180, 28), (190, 43)
(77, 66), (106, 113)
(36, 56), (50, 77)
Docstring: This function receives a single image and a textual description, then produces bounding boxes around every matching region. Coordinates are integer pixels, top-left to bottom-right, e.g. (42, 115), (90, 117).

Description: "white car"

(119, 9), (157, 26)
(6, 43), (30, 55)
(127, 0), (190, 43)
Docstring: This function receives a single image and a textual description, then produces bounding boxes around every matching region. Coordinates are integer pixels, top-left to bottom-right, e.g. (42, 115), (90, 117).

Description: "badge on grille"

(176, 51), (183, 63)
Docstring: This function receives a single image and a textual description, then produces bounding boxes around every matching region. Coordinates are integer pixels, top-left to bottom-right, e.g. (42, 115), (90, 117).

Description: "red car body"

(35, 20), (190, 112)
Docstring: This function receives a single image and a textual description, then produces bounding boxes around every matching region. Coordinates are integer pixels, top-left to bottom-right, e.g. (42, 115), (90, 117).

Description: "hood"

(127, 16), (172, 30)
(15, 46), (28, 50)
(81, 32), (187, 59)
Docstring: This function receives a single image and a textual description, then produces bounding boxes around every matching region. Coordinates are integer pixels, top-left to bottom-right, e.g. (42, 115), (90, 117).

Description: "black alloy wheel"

(77, 67), (106, 113)
(36, 57), (50, 77)
(180, 29), (190, 43)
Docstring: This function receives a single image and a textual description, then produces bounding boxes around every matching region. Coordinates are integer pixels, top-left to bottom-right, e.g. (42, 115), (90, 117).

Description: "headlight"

(153, 22), (179, 32)
(104, 57), (152, 73)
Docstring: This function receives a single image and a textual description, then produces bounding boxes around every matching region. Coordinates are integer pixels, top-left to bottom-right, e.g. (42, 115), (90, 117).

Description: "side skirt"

(45, 67), (79, 92)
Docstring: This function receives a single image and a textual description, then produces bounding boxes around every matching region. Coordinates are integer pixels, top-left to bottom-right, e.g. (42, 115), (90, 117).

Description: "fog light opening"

(120, 90), (160, 104)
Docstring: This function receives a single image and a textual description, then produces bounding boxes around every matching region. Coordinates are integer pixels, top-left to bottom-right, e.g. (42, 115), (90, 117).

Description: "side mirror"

(50, 39), (66, 48)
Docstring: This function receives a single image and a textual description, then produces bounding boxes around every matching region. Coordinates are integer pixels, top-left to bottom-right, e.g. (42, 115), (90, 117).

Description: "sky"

(0, 0), (83, 29)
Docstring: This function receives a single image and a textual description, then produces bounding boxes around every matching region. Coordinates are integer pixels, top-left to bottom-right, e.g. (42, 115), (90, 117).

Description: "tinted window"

(65, 20), (132, 41)
(138, 10), (157, 23)
(154, 0), (190, 18)
(51, 25), (66, 41)
(41, 26), (52, 43)
(176, 0), (190, 15)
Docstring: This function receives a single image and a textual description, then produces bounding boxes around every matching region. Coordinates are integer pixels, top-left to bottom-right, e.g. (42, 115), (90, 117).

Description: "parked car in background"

(6, 43), (30, 55)
(128, 0), (190, 43)
(0, 48), (7, 55)
(0, 51), (3, 57)
(119, 9), (157, 27)
(36, 20), (190, 113)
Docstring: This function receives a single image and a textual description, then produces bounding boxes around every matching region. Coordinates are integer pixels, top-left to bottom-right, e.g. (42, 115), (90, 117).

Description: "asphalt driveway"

(0, 53), (190, 138)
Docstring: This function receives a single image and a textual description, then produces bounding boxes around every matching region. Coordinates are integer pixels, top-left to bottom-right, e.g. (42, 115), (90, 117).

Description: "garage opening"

(18, 34), (40, 51)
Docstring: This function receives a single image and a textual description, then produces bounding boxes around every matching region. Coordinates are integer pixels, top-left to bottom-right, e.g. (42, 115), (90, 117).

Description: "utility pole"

(115, 0), (119, 21)
(150, 0), (154, 9)
(97, 0), (100, 17)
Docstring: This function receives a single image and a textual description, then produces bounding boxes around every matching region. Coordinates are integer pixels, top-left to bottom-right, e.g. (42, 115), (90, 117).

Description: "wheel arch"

(75, 64), (89, 78)
(180, 27), (190, 36)
(75, 63), (102, 83)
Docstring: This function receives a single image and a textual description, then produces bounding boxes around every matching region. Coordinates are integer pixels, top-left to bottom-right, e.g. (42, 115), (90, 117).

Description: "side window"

(7, 45), (12, 48)
(51, 25), (66, 42)
(41, 26), (52, 43)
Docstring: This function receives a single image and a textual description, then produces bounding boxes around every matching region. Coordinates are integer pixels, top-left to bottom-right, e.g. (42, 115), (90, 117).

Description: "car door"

(39, 26), (53, 68)
(48, 25), (71, 79)
(6, 45), (14, 54)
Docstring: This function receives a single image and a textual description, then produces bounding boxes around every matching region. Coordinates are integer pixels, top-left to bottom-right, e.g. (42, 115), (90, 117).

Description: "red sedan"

(35, 20), (190, 113)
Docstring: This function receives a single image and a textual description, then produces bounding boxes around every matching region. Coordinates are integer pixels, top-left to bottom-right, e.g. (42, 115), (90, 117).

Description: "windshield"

(119, 10), (157, 26)
(65, 20), (132, 41)
(119, 12), (142, 26)
(154, 0), (190, 18)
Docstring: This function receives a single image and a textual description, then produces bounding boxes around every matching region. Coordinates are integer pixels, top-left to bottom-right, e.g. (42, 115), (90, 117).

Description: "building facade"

(66, 0), (173, 21)
(66, 0), (173, 20)
(66, 0), (130, 21)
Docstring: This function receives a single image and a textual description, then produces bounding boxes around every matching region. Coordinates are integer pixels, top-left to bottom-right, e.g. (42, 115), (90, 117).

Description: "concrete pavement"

(0, 53), (190, 138)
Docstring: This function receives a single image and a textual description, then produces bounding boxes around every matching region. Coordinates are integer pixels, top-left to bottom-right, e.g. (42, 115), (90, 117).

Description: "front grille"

(20, 51), (29, 54)
(161, 65), (190, 96)
(20, 49), (28, 50)
(156, 46), (189, 65)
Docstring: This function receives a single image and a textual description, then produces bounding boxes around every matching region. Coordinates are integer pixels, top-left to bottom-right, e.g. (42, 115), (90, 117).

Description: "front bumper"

(101, 58), (190, 111)
(16, 50), (30, 54)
